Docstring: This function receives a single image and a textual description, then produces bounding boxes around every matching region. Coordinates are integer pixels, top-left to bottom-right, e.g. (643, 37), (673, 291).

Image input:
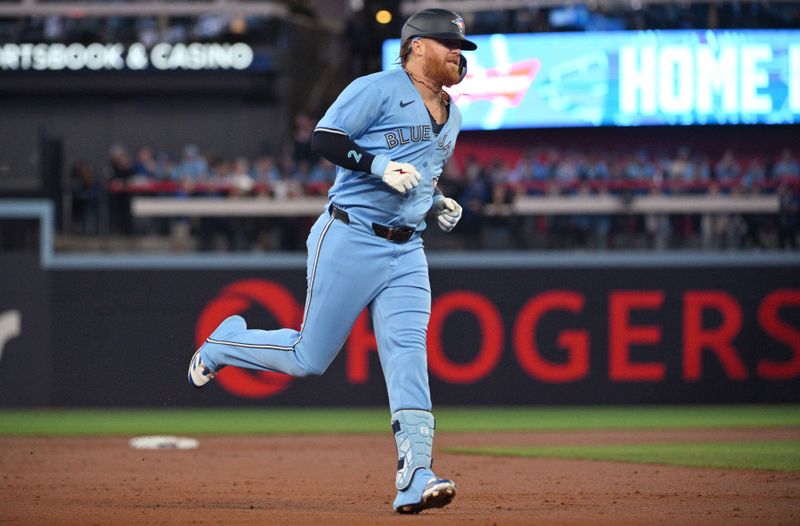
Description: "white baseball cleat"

(396, 477), (457, 514)
(188, 315), (246, 387)
(187, 348), (216, 388)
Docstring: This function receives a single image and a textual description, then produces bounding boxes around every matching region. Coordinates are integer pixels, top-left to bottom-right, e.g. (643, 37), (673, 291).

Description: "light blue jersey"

(315, 68), (462, 230)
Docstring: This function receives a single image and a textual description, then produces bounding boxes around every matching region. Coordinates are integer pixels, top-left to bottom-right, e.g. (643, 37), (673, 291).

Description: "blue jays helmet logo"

(451, 17), (465, 35)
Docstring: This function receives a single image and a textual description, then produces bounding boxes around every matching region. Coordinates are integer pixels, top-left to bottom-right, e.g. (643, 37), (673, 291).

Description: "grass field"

(1, 405), (799, 476)
(447, 440), (800, 472)
(0, 405), (798, 436)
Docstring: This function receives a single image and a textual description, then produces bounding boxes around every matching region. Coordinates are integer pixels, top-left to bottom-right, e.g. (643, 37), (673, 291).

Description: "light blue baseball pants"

(199, 206), (432, 413)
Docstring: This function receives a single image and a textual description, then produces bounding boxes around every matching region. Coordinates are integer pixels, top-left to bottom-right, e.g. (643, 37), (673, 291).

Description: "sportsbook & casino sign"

(0, 42), (255, 71)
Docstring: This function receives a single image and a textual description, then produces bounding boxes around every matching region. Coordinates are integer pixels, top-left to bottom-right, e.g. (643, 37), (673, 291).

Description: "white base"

(128, 436), (199, 450)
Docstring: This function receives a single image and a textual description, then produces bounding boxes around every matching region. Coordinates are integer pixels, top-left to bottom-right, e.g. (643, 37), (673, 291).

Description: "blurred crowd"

(4, 1), (797, 51)
(465, 1), (800, 34)
(67, 134), (800, 252)
(0, 12), (285, 46)
(342, 1), (800, 75)
(436, 146), (799, 251)
(451, 146), (799, 195)
(6, 1), (797, 42)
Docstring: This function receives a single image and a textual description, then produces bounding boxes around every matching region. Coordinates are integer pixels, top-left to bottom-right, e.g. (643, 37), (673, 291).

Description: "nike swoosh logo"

(400, 100), (415, 108)
(347, 150), (362, 163)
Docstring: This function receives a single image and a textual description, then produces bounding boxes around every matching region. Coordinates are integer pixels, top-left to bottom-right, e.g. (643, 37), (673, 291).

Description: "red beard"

(422, 54), (461, 87)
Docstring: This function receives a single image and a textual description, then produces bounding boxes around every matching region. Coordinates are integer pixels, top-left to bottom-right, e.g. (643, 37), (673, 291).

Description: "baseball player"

(188, 7), (476, 514)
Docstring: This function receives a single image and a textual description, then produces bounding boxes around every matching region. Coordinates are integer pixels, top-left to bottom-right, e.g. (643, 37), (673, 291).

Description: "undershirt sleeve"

(311, 130), (380, 174)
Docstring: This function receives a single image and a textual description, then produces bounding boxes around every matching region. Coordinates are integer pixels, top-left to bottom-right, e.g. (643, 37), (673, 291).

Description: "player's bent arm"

(311, 130), (420, 193)
(312, 129), (376, 173)
(431, 188), (445, 209)
(431, 190), (463, 233)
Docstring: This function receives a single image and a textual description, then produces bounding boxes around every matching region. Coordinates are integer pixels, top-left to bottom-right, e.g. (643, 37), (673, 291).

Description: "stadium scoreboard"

(382, 30), (800, 129)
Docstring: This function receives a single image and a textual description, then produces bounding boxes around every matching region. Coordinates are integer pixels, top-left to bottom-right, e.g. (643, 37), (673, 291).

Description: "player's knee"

(290, 361), (328, 378)
(303, 364), (328, 377)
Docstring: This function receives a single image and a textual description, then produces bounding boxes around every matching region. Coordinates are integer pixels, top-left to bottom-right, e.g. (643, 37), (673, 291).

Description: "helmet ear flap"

(458, 54), (468, 82)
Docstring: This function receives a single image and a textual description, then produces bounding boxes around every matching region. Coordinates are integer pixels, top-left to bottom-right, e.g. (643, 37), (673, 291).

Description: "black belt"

(371, 223), (416, 243)
(329, 204), (416, 243)
(328, 203), (350, 224)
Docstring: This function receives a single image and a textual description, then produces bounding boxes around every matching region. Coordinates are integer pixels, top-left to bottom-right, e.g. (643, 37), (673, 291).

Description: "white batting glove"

(434, 197), (462, 232)
(381, 161), (421, 193)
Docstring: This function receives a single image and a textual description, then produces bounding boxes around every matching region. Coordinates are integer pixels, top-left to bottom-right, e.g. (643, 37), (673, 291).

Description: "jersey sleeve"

(315, 75), (386, 140)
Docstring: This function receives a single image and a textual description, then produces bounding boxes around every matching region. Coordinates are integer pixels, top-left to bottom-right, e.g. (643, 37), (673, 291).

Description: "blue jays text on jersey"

(384, 125), (432, 147)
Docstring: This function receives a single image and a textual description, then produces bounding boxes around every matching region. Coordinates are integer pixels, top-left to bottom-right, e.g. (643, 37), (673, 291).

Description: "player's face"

(421, 38), (461, 87)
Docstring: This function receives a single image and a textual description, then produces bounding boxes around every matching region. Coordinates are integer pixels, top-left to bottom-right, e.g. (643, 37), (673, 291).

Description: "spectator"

(155, 151), (177, 182)
(110, 143), (134, 181)
(714, 148), (741, 185)
(306, 157), (336, 195)
(777, 182), (799, 249)
(208, 157), (231, 186)
(291, 159), (314, 187)
(508, 151), (534, 191)
(487, 158), (511, 188)
(70, 160), (102, 235)
(291, 113), (318, 165)
(554, 150), (581, 191)
(668, 146), (693, 186)
(252, 154), (281, 194)
(271, 160), (304, 201)
(583, 149), (610, 183)
(132, 146), (158, 181)
(689, 152), (712, 190)
(741, 157), (768, 192)
(484, 158), (516, 248)
(227, 157), (255, 196)
(773, 148), (799, 184)
(173, 144), (209, 185)
(531, 147), (556, 187)
(108, 143), (135, 234)
(458, 156), (491, 249)
(624, 150), (656, 190)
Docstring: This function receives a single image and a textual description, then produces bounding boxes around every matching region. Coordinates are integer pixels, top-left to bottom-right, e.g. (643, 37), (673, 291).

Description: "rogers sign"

(196, 279), (800, 399)
(195, 280), (298, 398)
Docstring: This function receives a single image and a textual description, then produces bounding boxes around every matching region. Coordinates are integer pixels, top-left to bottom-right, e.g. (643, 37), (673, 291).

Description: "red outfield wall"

(0, 254), (798, 406)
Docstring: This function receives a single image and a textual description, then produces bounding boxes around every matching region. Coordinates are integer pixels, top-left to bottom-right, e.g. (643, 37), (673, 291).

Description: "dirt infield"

(1, 428), (798, 525)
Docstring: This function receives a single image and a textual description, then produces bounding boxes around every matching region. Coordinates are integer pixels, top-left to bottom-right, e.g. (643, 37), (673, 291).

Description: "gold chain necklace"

(405, 69), (449, 106)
